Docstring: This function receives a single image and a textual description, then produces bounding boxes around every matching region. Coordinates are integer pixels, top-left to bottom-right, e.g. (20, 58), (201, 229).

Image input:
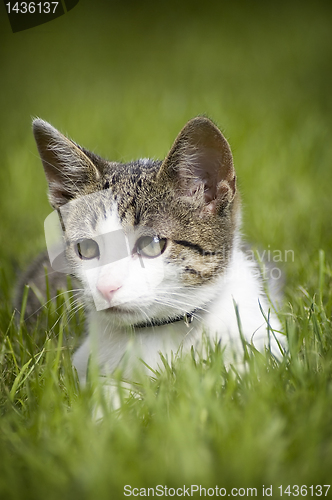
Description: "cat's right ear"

(33, 119), (101, 208)
(158, 117), (236, 216)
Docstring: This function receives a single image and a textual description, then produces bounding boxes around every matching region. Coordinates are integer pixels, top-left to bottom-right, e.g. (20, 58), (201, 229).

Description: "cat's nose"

(97, 282), (122, 303)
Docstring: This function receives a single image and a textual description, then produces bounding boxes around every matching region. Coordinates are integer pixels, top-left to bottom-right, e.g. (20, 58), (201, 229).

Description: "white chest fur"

(73, 244), (284, 382)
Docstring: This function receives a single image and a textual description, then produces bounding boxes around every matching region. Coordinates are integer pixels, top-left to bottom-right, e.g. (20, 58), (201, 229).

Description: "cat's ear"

(159, 117), (236, 215)
(33, 119), (101, 208)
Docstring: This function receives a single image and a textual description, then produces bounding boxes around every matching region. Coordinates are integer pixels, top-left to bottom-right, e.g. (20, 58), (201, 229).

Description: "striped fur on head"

(33, 117), (240, 312)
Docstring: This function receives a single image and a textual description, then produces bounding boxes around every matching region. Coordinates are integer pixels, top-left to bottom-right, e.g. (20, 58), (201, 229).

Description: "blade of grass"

(9, 348), (45, 402)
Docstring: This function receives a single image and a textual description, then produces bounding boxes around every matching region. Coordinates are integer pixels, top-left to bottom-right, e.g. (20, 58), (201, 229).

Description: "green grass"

(1, 1), (332, 498)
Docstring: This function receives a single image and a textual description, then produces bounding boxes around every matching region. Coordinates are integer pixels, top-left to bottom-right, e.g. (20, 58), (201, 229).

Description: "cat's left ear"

(159, 117), (236, 215)
(33, 119), (101, 208)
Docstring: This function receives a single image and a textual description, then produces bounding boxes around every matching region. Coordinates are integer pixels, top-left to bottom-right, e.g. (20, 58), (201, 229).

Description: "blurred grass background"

(1, 1), (332, 498)
(1, 0), (331, 284)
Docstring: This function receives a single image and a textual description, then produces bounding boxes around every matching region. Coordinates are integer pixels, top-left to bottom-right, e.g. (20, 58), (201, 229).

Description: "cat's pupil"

(136, 236), (166, 258)
(76, 239), (100, 260)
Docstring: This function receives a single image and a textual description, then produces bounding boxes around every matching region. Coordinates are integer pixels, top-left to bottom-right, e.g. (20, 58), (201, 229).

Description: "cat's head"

(34, 117), (239, 325)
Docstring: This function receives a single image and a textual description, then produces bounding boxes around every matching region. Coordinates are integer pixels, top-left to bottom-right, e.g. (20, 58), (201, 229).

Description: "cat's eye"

(136, 236), (166, 258)
(76, 239), (100, 260)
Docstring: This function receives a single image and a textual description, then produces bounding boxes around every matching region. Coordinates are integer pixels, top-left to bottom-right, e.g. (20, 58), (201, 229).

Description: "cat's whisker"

(155, 292), (207, 311)
(66, 304), (85, 324)
(49, 299), (85, 331)
(134, 304), (155, 325)
(153, 296), (209, 316)
(45, 290), (84, 309)
(21, 291), (79, 322)
(22, 288), (84, 326)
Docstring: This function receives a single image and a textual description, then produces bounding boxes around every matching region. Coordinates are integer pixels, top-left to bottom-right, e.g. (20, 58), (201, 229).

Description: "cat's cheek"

(133, 255), (165, 288)
(111, 255), (165, 306)
(75, 268), (103, 310)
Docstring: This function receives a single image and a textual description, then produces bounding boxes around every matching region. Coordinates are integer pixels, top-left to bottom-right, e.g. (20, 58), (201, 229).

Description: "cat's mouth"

(99, 302), (182, 326)
(102, 304), (133, 314)
(100, 303), (145, 319)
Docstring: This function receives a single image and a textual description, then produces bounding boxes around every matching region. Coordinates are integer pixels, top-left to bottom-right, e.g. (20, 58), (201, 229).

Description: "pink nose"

(97, 282), (122, 303)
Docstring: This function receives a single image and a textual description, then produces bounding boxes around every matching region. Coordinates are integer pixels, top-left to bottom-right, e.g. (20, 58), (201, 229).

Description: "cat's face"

(36, 117), (239, 325)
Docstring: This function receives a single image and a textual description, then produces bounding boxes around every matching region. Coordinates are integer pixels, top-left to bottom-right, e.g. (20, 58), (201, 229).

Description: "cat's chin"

(101, 304), (135, 315)
(98, 304), (145, 324)
(97, 303), (183, 328)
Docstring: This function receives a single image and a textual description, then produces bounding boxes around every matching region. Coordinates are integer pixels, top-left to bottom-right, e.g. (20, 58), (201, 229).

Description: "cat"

(18, 116), (285, 385)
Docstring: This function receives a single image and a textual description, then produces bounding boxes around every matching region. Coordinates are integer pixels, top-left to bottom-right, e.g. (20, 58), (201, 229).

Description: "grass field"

(1, 1), (332, 498)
